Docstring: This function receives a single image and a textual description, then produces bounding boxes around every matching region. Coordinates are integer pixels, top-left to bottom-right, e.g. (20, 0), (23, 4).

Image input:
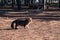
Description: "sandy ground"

(0, 17), (60, 40)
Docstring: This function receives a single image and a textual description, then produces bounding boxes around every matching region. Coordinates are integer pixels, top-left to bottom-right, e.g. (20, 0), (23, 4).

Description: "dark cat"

(11, 18), (32, 29)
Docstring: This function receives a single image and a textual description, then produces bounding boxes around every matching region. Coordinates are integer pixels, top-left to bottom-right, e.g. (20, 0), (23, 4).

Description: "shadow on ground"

(0, 27), (13, 30)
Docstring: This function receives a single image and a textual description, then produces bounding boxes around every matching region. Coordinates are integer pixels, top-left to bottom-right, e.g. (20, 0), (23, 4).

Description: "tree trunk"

(12, 0), (15, 8)
(59, 0), (60, 8)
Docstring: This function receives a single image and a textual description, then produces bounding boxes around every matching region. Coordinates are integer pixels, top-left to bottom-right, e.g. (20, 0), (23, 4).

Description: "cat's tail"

(11, 21), (15, 29)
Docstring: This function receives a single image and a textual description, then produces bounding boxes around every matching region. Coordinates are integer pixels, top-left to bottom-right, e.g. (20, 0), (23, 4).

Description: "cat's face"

(26, 17), (32, 22)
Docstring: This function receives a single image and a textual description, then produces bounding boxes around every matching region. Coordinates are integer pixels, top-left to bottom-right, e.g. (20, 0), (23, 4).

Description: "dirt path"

(0, 18), (60, 40)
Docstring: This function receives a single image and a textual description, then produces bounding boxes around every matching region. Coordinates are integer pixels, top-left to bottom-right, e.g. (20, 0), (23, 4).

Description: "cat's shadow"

(0, 27), (13, 30)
